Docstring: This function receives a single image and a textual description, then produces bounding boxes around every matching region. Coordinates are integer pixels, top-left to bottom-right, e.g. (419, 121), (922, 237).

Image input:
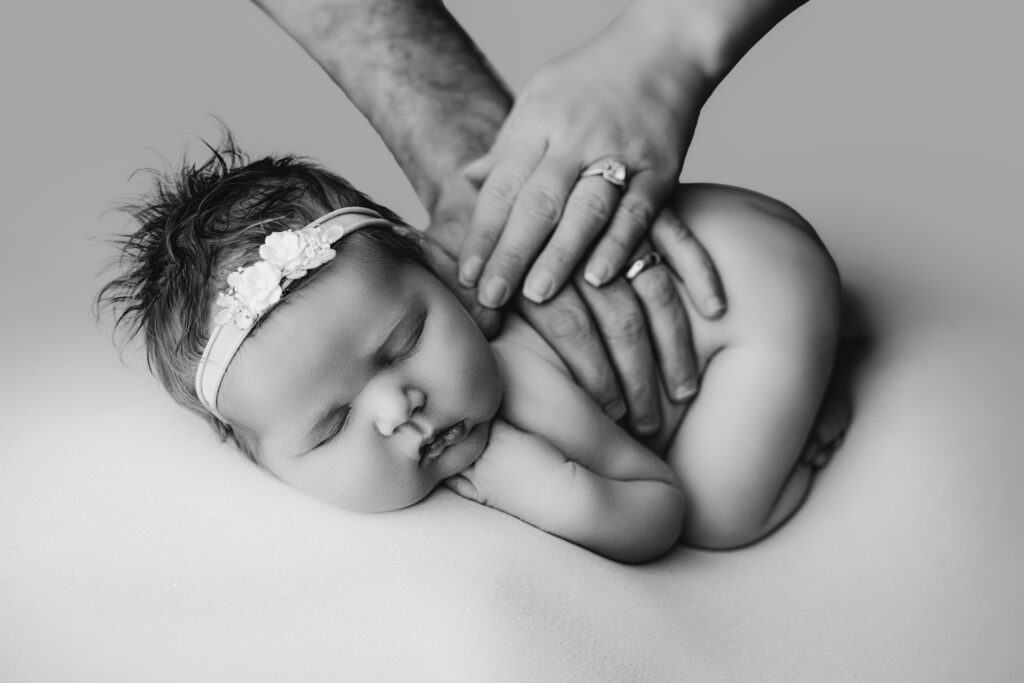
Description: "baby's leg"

(663, 184), (842, 550)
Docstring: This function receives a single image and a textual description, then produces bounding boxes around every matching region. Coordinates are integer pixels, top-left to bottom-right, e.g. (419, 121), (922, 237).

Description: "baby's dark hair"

(96, 132), (429, 453)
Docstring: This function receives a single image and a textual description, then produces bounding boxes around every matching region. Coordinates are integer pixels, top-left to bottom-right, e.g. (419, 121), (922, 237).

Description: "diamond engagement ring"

(624, 252), (664, 281)
(580, 159), (628, 189)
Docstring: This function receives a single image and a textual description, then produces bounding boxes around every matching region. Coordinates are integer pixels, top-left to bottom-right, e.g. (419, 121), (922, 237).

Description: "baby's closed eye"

(381, 310), (426, 366)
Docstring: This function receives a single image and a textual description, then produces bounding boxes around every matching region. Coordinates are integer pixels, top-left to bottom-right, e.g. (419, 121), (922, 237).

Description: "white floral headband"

(195, 206), (394, 421)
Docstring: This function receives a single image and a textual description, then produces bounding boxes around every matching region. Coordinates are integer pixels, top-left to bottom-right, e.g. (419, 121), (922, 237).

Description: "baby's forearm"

(551, 464), (685, 563)
(451, 420), (684, 563)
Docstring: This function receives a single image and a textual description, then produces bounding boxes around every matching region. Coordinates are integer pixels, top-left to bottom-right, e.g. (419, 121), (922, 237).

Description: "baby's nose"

(374, 386), (426, 437)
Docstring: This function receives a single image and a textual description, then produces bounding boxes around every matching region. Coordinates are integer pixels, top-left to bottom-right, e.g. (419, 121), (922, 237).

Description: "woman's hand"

(428, 171), (709, 435)
(456, 1), (724, 323)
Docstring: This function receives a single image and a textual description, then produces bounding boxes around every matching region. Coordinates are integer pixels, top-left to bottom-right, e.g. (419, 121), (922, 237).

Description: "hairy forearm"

(252, 0), (511, 212)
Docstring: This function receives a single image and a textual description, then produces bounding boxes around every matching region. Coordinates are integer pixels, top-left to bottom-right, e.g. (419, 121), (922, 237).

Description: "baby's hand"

(445, 420), (576, 529)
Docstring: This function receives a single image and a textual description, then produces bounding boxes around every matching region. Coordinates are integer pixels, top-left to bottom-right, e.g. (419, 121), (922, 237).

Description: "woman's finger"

(573, 271), (662, 437)
(583, 171), (667, 287)
(516, 284), (627, 421)
(475, 152), (578, 308)
(649, 208), (726, 319)
(626, 238), (699, 401)
(458, 144), (545, 288)
(521, 168), (624, 304)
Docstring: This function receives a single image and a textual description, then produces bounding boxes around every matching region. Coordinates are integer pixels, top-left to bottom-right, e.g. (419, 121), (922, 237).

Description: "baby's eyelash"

(388, 314), (426, 366)
(318, 406), (351, 448)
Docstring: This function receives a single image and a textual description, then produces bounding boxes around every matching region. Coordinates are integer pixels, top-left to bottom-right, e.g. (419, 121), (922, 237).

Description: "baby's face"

(217, 248), (501, 511)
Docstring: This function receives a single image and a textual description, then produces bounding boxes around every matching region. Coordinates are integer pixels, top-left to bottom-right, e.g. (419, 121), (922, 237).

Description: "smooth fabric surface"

(1, 1), (1020, 680)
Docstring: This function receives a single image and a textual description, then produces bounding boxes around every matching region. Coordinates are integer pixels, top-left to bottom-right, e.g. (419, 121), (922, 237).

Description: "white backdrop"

(1, 1), (1021, 680)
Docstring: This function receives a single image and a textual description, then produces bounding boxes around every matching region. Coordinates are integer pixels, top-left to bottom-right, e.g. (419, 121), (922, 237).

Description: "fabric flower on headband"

(213, 221), (346, 329)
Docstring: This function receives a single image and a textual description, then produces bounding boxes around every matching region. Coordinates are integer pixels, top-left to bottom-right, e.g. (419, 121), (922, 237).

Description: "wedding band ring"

(580, 159), (628, 189)
(624, 252), (663, 281)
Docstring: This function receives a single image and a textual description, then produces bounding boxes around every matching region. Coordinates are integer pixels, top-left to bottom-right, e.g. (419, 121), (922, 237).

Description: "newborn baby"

(99, 141), (844, 562)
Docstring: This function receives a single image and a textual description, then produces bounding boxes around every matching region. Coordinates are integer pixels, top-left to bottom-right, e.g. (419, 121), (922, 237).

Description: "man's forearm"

(253, 0), (511, 212)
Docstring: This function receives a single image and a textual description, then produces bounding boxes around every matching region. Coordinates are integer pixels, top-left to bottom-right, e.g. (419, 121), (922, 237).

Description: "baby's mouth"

(419, 421), (467, 462)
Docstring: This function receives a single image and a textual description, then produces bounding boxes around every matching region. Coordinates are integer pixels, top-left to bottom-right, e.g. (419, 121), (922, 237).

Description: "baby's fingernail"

(523, 273), (555, 303)
(460, 256), (484, 287)
(446, 476), (478, 501)
(706, 296), (725, 316)
(479, 276), (509, 308)
(603, 400), (627, 421)
(584, 261), (612, 287)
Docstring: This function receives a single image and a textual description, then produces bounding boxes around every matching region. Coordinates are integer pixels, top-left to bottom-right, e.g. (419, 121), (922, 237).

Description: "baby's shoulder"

(491, 313), (568, 376)
(490, 314), (584, 427)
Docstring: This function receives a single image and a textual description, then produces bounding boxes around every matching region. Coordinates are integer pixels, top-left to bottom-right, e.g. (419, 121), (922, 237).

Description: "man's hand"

(430, 171), (704, 436)
(256, 0), (810, 434)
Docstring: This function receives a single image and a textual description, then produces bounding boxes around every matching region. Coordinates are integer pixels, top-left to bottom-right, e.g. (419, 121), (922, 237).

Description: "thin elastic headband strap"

(194, 206), (394, 421)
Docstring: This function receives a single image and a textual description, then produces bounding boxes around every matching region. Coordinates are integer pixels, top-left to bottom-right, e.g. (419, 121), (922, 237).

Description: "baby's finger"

(444, 475), (479, 502)
(522, 169), (623, 304)
(583, 173), (664, 287)
(627, 243), (699, 401)
(517, 284), (626, 421)
(574, 272), (662, 436)
(460, 145), (544, 288)
(476, 153), (577, 308)
(650, 210), (726, 319)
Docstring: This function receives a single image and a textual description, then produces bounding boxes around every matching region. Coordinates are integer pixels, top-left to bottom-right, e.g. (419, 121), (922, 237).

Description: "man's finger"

(516, 284), (626, 421)
(650, 209), (726, 319)
(460, 153), (495, 187)
(425, 235), (504, 338)
(627, 244), (699, 401)
(574, 272), (662, 436)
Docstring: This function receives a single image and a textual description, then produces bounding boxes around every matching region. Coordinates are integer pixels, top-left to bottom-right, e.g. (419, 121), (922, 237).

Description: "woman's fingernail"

(523, 273), (555, 303)
(706, 296), (724, 316)
(603, 400), (627, 421)
(479, 276), (509, 308)
(584, 261), (612, 287)
(460, 256), (484, 287)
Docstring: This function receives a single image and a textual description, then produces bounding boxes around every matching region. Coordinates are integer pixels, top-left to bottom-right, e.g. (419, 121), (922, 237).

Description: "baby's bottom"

(644, 184), (843, 549)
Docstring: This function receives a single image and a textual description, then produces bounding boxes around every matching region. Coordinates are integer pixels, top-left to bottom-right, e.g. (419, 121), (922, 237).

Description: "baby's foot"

(800, 380), (852, 471)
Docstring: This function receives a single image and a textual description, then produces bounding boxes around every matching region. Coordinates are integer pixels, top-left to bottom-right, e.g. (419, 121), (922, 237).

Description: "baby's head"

(99, 137), (501, 511)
